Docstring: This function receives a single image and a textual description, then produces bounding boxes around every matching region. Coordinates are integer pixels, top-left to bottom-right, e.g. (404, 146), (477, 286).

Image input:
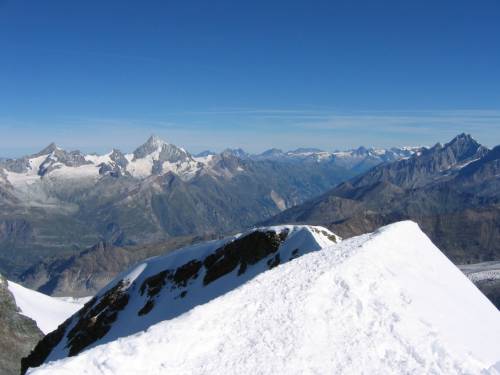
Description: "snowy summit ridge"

(25, 221), (500, 374)
(23, 225), (340, 372)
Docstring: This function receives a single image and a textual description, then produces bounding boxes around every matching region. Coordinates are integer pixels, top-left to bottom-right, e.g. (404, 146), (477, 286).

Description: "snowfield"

(28, 222), (500, 374)
(29, 225), (339, 366)
(7, 281), (86, 334)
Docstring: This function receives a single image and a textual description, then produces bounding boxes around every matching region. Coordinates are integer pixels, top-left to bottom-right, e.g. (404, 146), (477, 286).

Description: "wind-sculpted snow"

(26, 221), (500, 375)
(22, 225), (339, 373)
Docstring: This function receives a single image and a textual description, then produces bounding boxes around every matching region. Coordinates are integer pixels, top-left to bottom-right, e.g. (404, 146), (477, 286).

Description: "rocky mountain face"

(20, 235), (218, 297)
(0, 136), (415, 281)
(266, 134), (499, 264)
(22, 225), (339, 373)
(0, 275), (43, 375)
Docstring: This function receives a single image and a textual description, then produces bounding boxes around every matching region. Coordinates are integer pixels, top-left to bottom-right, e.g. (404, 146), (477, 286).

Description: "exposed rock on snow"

(23, 225), (339, 372)
(26, 222), (500, 374)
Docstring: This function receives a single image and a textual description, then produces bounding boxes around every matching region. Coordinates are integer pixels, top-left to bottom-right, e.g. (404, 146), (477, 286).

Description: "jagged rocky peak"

(38, 147), (91, 176)
(415, 133), (487, 166)
(132, 135), (167, 159)
(108, 149), (128, 164)
(458, 144), (500, 181)
(33, 142), (59, 157)
(443, 133), (486, 160)
(98, 149), (129, 177)
(132, 135), (192, 163)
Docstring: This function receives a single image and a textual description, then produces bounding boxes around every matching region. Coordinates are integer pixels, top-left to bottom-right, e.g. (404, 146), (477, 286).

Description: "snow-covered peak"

(125, 136), (202, 179)
(132, 135), (169, 160)
(23, 225), (340, 369)
(27, 221), (500, 375)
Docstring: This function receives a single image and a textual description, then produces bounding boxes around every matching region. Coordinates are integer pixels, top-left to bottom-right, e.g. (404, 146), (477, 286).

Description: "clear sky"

(1, 0), (499, 156)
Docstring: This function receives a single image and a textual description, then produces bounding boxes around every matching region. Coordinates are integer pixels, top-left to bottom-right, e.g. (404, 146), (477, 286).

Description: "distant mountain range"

(266, 133), (499, 265)
(0, 136), (419, 281)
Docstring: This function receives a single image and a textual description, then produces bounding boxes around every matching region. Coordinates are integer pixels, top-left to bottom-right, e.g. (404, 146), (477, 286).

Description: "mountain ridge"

(265, 134), (500, 266)
(0, 136), (418, 282)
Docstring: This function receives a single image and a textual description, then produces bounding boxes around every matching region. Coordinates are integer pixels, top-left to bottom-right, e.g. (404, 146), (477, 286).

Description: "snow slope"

(23, 225), (339, 370)
(28, 221), (500, 374)
(7, 281), (86, 334)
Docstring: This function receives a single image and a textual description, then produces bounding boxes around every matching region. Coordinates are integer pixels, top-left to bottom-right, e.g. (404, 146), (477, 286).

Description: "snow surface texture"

(7, 281), (86, 334)
(36, 225), (339, 364)
(29, 221), (500, 375)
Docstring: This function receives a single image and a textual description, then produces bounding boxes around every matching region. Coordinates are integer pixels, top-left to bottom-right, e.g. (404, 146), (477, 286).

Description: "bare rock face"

(0, 219), (33, 243)
(19, 235), (215, 297)
(0, 275), (43, 375)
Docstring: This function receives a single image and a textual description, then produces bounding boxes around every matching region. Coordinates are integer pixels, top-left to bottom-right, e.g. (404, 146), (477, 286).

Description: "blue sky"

(1, 0), (499, 156)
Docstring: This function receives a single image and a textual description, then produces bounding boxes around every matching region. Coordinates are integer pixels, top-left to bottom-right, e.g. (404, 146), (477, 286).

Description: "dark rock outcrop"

(0, 275), (43, 375)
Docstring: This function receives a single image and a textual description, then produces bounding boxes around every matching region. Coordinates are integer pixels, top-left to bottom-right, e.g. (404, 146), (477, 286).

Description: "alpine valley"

(0, 134), (499, 375)
(0, 135), (419, 294)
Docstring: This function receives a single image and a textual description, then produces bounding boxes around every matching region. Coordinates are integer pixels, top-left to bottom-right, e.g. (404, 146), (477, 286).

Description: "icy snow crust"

(7, 281), (86, 334)
(29, 221), (500, 375)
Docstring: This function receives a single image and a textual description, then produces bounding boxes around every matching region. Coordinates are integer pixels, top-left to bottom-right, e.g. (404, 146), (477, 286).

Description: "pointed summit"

(133, 135), (168, 159)
(132, 135), (193, 165)
(445, 133), (476, 147)
(443, 133), (485, 162)
(145, 135), (167, 148)
(33, 142), (58, 157)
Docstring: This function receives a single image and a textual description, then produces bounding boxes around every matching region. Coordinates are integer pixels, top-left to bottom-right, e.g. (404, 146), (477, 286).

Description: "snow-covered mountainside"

(26, 222), (500, 374)
(22, 225), (340, 372)
(7, 281), (87, 334)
